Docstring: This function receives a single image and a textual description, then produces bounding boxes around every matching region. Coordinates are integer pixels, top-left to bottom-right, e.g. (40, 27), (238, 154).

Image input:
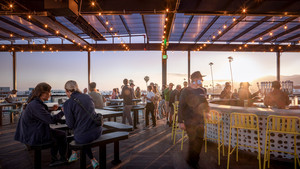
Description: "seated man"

(5, 89), (17, 103)
(238, 82), (260, 106)
(88, 82), (105, 109)
(220, 82), (232, 99)
(264, 81), (291, 109)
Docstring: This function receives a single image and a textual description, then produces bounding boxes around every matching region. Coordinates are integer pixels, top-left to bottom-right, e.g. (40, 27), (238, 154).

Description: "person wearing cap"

(264, 81), (291, 109)
(88, 82), (105, 109)
(164, 83), (174, 126)
(5, 89), (18, 103)
(178, 71), (209, 169)
(238, 82), (260, 106)
(121, 79), (133, 125)
(220, 82), (232, 99)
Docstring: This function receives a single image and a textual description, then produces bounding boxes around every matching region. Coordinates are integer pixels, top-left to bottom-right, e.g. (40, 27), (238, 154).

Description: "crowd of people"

(12, 71), (293, 169)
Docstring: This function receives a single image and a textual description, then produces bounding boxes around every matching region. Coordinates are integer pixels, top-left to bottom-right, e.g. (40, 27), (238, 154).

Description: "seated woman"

(238, 82), (260, 106)
(14, 82), (67, 167)
(220, 82), (232, 99)
(264, 81), (291, 109)
(63, 80), (102, 169)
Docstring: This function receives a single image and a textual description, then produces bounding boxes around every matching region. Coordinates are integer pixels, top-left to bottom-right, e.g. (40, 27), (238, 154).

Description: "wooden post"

(12, 51), (17, 90)
(88, 51), (91, 85)
(162, 51), (167, 87)
(188, 50), (191, 85)
(276, 51), (280, 82)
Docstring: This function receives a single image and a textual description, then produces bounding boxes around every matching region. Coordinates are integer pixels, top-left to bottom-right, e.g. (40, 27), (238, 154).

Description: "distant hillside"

(253, 75), (300, 86)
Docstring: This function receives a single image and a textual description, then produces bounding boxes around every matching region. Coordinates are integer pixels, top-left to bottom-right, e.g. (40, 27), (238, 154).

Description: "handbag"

(72, 97), (103, 126)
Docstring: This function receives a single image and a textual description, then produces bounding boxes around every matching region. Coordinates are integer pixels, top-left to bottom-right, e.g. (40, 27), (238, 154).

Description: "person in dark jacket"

(120, 79), (133, 125)
(63, 80), (102, 169)
(14, 82), (67, 167)
(178, 71), (209, 169)
(264, 81), (291, 109)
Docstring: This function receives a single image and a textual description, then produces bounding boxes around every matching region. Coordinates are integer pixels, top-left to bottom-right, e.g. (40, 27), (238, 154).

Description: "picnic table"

(103, 105), (145, 129)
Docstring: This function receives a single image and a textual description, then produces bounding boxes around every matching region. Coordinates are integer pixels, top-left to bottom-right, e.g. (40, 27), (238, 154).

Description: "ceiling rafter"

(229, 16), (272, 42)
(213, 15), (246, 41)
(0, 16), (47, 40)
(119, 15), (131, 36)
(178, 15), (194, 43)
(279, 33), (300, 43)
(95, 16), (114, 37)
(0, 27), (31, 41)
(20, 16), (88, 45)
(65, 15), (106, 41)
(263, 25), (300, 42)
(141, 15), (149, 44)
(245, 17), (297, 43)
(194, 16), (219, 43)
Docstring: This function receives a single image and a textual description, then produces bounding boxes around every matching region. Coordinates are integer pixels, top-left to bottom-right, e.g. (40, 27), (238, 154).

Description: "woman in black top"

(15, 82), (67, 166)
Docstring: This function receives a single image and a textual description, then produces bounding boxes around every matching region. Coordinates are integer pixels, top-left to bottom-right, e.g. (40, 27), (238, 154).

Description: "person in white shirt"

(145, 85), (156, 128)
(5, 89), (17, 103)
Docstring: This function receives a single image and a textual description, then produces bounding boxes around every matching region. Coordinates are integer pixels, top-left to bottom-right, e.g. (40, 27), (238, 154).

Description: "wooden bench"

(103, 121), (133, 132)
(69, 131), (129, 169)
(27, 142), (53, 169)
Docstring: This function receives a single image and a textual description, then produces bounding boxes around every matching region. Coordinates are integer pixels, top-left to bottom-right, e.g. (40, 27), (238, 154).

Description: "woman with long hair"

(15, 82), (67, 167)
(63, 80), (102, 169)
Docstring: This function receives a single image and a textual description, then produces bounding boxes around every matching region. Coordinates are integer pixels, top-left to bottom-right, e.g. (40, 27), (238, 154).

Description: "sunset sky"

(0, 51), (299, 92)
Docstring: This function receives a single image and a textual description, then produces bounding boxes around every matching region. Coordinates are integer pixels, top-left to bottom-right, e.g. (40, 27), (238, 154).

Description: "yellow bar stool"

(203, 110), (224, 165)
(263, 115), (300, 169)
(171, 101), (188, 150)
(171, 101), (179, 141)
(227, 113), (261, 169)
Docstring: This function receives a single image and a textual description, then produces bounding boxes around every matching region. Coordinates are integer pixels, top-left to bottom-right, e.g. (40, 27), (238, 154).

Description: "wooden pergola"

(0, 0), (299, 89)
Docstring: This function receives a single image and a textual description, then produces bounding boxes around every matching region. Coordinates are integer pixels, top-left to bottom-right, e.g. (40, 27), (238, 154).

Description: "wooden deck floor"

(0, 112), (294, 169)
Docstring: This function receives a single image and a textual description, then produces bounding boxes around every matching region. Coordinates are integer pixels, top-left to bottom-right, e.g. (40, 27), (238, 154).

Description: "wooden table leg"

(133, 110), (138, 129)
(111, 141), (121, 164)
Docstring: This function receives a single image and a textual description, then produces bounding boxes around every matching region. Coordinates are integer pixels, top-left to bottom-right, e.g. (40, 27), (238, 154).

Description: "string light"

(259, 37), (263, 40)
(21, 50), (24, 52)
(84, 45), (87, 48)
(78, 43), (81, 45)
(212, 36), (215, 39)
(269, 32), (273, 36)
(233, 17), (236, 22)
(72, 40), (75, 42)
(9, 4), (13, 8)
(43, 45), (46, 48)
(56, 30), (59, 34)
(49, 47), (52, 50)
(223, 25), (227, 29)
(22, 37), (25, 40)
(64, 35), (68, 38)
(242, 8), (246, 13)
(244, 44), (248, 47)
(10, 34), (13, 37)
(44, 24), (48, 28)
(164, 25), (166, 28)
(278, 46), (282, 50)
(11, 48), (14, 51)
(284, 25), (287, 30)
(98, 13), (102, 16)
(91, 2), (95, 6)
(239, 46), (242, 50)
(30, 51), (32, 53)
(252, 41), (255, 43)
(1, 45), (5, 48)
(28, 15), (31, 19)
(110, 27), (113, 31)
(105, 21), (109, 25)
(270, 48), (273, 52)
(218, 30), (222, 34)
(165, 18), (168, 21)
(233, 49), (236, 52)
(203, 44), (206, 47)
(166, 8), (169, 12)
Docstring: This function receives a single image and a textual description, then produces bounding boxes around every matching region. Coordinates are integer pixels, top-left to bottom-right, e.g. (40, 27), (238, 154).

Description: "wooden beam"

(194, 16), (219, 43)
(119, 15), (131, 36)
(245, 17), (297, 43)
(141, 15), (149, 44)
(0, 27), (31, 41)
(229, 16), (272, 42)
(279, 33), (300, 42)
(178, 15), (194, 43)
(213, 15), (246, 41)
(0, 16), (45, 39)
(2, 43), (300, 52)
(65, 15), (106, 41)
(263, 25), (300, 42)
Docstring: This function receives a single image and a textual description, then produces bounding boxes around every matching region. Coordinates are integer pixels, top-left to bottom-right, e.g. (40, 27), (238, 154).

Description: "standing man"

(121, 79), (133, 125)
(178, 71), (209, 169)
(88, 82), (104, 109)
(164, 83), (174, 125)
